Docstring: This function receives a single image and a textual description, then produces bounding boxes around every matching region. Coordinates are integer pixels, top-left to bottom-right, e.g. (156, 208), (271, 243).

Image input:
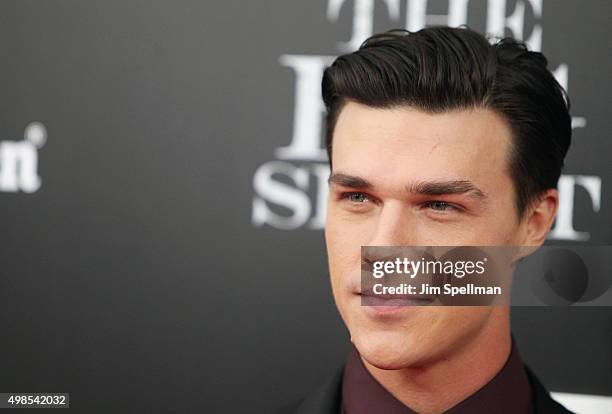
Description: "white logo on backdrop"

(252, 0), (601, 241)
(0, 122), (46, 193)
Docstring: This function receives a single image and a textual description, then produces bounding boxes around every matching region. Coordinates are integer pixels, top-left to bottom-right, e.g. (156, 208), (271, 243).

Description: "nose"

(366, 200), (418, 247)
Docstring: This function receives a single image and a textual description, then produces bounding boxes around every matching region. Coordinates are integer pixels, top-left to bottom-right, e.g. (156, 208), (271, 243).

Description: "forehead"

(331, 102), (513, 188)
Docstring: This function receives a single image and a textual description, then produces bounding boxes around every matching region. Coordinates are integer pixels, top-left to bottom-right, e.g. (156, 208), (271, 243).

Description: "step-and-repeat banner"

(1, 1), (610, 413)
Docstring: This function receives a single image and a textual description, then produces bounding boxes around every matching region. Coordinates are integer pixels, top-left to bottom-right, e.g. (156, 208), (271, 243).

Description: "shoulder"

(525, 365), (575, 414)
(273, 365), (344, 414)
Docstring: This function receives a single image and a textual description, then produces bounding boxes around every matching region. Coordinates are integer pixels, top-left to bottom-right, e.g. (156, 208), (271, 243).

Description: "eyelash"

(340, 192), (372, 205)
(340, 192), (461, 213)
(423, 200), (460, 212)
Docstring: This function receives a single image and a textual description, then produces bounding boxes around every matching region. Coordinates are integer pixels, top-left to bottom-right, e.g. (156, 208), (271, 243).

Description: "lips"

(361, 283), (439, 297)
(359, 286), (437, 306)
(360, 294), (434, 307)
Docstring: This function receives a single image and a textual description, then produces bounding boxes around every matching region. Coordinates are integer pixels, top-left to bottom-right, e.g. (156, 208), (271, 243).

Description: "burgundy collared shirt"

(341, 342), (533, 414)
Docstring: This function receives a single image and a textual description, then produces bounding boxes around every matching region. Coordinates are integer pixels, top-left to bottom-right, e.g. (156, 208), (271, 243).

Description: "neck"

(361, 308), (512, 414)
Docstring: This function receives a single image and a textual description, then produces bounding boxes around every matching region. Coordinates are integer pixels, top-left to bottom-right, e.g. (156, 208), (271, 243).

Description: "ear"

(520, 189), (559, 246)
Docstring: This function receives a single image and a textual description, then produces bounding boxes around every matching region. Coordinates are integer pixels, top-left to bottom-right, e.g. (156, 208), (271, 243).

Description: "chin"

(350, 328), (426, 370)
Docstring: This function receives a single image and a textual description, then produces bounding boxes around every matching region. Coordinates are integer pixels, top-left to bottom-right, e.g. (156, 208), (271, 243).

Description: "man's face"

(325, 101), (526, 369)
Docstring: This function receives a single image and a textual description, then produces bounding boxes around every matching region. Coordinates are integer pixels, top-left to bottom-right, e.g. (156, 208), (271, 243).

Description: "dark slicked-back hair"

(321, 26), (571, 217)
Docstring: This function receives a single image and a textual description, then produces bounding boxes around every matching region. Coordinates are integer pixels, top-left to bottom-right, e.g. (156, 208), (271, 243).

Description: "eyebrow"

(328, 173), (487, 200)
(328, 173), (373, 189)
(408, 180), (487, 199)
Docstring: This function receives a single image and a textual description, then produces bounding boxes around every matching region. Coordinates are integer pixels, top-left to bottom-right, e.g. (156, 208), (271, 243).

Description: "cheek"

(411, 221), (469, 245)
(479, 211), (522, 245)
(327, 202), (377, 241)
(326, 206), (368, 252)
(416, 307), (493, 350)
(326, 222), (357, 274)
(325, 213), (367, 293)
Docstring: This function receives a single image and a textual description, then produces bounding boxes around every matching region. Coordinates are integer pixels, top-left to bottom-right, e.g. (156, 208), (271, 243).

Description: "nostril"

(361, 257), (374, 270)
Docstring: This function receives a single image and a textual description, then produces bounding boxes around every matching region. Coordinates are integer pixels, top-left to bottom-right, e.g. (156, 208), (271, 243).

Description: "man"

(281, 26), (573, 414)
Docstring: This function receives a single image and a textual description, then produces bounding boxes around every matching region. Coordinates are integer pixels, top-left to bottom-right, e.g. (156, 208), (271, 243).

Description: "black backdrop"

(1, 1), (611, 413)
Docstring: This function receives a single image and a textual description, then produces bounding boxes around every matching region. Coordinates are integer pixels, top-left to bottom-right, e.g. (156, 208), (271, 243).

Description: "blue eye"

(428, 201), (455, 211)
(344, 192), (368, 203)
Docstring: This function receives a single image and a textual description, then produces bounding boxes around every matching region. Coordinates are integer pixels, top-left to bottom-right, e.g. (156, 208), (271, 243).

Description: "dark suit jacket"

(277, 365), (574, 414)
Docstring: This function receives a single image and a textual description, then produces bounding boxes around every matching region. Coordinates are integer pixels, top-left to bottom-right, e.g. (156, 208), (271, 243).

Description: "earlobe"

(524, 189), (559, 246)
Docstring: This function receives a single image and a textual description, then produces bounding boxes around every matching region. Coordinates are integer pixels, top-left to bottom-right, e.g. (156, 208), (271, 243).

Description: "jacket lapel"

(524, 365), (575, 414)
